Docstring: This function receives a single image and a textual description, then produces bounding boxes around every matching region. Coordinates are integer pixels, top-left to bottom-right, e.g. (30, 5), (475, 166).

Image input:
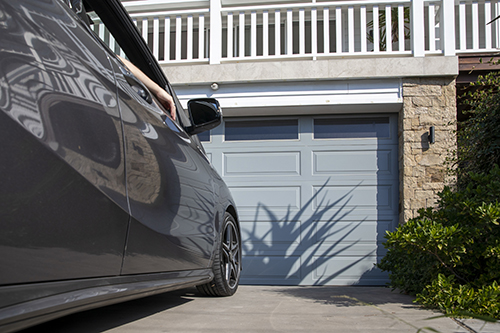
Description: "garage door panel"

(312, 185), (394, 210)
(240, 221), (302, 245)
(306, 243), (388, 257)
(230, 186), (301, 209)
(241, 256), (301, 284)
(314, 220), (392, 243)
(224, 151), (300, 176)
(313, 150), (393, 174)
(312, 255), (388, 285)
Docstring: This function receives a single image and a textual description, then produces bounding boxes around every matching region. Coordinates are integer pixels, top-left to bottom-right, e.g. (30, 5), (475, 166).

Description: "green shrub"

(379, 70), (500, 319)
(378, 166), (500, 319)
(456, 71), (500, 187)
(417, 275), (500, 319)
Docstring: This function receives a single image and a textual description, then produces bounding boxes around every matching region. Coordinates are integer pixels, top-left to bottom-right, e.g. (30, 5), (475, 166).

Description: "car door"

(0, 0), (129, 284)
(85, 0), (217, 274)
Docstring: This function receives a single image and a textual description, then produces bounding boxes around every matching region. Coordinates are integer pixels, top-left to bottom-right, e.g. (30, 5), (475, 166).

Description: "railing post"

(441, 0), (456, 56)
(411, 0), (425, 57)
(210, 0), (222, 64)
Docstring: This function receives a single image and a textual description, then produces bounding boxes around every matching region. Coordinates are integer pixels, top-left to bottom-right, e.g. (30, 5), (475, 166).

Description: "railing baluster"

(239, 12), (245, 57)
(311, 7), (317, 58)
(153, 17), (159, 59)
(142, 18), (148, 43)
(287, 9), (293, 55)
(99, 22), (105, 42)
(199, 15), (205, 59)
(348, 6), (354, 53)
(441, 0), (456, 56)
(299, 8), (305, 54)
(398, 4), (404, 52)
(323, 7), (330, 54)
(263, 10), (269, 57)
(109, 33), (116, 53)
(428, 3), (436, 52)
(485, 1), (492, 49)
(209, 0), (221, 64)
(275, 10), (281, 56)
(373, 5), (379, 53)
(385, 5), (392, 52)
(176, 16), (181, 60)
(472, 1), (479, 50)
(336, 6), (342, 53)
(164, 16), (170, 61)
(460, 1), (466, 50)
(361, 5), (367, 53)
(411, 0), (425, 56)
(227, 13), (233, 59)
(251, 11), (257, 57)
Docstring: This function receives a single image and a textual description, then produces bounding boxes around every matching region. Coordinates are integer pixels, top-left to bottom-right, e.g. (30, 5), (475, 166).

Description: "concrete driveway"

(20, 286), (500, 333)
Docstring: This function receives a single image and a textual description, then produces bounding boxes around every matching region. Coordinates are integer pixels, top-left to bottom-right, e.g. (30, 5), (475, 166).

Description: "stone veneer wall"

(400, 77), (457, 223)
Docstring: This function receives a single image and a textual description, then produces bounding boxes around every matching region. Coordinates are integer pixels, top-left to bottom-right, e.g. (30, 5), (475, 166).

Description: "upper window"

(225, 119), (298, 141)
(314, 117), (390, 139)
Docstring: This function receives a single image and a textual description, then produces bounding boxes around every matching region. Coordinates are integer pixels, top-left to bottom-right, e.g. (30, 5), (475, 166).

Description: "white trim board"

(174, 79), (402, 116)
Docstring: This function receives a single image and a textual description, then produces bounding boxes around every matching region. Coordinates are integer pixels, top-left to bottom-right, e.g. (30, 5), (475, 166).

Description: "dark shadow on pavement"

(19, 288), (197, 333)
(270, 286), (422, 309)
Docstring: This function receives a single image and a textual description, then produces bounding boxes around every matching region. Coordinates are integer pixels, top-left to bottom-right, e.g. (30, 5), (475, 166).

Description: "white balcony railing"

(102, 0), (500, 65)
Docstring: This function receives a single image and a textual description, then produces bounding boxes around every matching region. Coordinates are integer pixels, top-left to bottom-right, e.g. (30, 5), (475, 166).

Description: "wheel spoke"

(230, 261), (238, 278)
(226, 261), (232, 282)
(226, 224), (233, 246)
(222, 247), (230, 262)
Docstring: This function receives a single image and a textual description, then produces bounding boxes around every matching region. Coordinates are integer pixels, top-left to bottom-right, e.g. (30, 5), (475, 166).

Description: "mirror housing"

(185, 98), (222, 135)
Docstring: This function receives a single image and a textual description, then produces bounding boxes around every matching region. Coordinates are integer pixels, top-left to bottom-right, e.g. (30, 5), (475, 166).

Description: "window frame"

(223, 117), (300, 142)
(312, 115), (392, 140)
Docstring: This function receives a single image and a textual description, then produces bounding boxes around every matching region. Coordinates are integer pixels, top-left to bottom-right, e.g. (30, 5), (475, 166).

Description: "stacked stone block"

(399, 77), (457, 223)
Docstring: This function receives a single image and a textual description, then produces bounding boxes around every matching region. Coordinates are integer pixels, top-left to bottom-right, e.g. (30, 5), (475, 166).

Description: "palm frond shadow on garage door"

(241, 181), (379, 285)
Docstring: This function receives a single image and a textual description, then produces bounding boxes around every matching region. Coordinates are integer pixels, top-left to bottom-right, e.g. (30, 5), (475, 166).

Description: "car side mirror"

(185, 98), (222, 135)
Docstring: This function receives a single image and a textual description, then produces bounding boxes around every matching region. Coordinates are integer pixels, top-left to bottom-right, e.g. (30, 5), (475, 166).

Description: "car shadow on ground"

(19, 288), (200, 333)
(269, 286), (421, 309)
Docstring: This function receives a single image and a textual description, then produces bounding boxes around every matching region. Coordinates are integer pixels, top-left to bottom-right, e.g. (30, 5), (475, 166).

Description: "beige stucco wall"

(163, 56), (458, 85)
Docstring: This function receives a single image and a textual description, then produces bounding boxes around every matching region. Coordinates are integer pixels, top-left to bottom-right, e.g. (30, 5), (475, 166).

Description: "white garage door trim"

(174, 79), (402, 115)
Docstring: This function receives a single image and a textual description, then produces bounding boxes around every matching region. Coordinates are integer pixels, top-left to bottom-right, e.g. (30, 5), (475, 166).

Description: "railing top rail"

(127, 8), (209, 18)
(221, 0), (411, 13)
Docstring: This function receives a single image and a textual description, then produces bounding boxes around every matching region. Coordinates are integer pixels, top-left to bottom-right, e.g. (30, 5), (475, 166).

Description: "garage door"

(200, 114), (399, 285)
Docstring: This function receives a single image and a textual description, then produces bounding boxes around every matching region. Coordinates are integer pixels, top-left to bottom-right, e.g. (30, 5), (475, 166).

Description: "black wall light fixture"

(429, 126), (435, 144)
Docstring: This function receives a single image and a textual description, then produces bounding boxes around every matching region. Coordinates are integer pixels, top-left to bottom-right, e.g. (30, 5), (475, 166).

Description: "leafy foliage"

(378, 70), (500, 319)
(378, 165), (500, 319)
(456, 71), (500, 187)
(417, 274), (500, 319)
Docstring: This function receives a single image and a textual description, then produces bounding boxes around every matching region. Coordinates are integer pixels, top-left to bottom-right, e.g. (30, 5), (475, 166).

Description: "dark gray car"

(0, 0), (241, 331)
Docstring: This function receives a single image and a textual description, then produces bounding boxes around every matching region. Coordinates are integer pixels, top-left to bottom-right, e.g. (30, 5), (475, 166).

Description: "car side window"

(73, 0), (193, 129)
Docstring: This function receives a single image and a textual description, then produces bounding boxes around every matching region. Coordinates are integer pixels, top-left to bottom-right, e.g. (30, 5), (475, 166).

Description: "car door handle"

(120, 66), (153, 104)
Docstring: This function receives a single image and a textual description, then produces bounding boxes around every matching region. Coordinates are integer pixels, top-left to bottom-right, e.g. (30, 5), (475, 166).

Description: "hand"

(117, 55), (176, 121)
(155, 88), (176, 121)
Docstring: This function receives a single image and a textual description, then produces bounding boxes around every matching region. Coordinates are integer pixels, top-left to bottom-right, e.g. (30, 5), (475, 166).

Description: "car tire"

(197, 212), (241, 296)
